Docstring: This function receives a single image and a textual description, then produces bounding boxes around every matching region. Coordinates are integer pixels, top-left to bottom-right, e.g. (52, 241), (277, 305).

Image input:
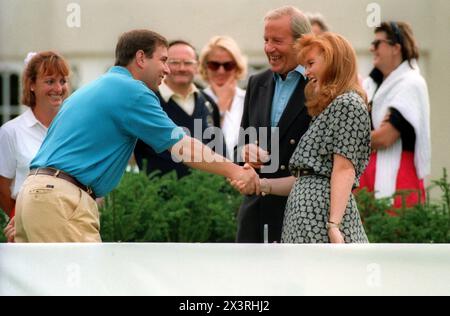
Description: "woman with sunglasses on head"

(199, 36), (247, 159)
(0, 51), (70, 242)
(359, 22), (431, 211)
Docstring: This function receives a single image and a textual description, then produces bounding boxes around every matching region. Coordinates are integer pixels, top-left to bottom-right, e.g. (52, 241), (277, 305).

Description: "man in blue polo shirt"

(14, 29), (259, 243)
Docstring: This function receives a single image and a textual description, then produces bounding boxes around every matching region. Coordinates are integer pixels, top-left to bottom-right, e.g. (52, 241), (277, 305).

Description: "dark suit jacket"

(237, 69), (311, 243)
(134, 91), (223, 178)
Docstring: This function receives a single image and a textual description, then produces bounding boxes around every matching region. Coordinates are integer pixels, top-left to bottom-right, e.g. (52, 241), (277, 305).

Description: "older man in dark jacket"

(237, 6), (312, 243)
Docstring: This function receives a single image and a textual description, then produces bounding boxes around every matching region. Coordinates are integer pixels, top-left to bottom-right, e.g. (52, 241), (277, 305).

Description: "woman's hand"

(328, 227), (345, 244)
(211, 77), (237, 113)
(3, 217), (15, 243)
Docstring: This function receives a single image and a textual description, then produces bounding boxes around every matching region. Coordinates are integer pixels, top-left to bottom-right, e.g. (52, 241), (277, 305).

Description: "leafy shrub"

(100, 170), (243, 242)
(357, 169), (450, 243)
(1, 170), (449, 244)
(0, 212), (7, 243)
(362, 203), (450, 243)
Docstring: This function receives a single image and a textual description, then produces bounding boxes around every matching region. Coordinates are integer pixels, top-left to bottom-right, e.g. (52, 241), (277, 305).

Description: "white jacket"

(363, 60), (431, 198)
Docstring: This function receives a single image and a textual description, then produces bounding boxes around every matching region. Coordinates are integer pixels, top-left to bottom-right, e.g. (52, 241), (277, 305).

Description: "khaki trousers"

(15, 175), (101, 243)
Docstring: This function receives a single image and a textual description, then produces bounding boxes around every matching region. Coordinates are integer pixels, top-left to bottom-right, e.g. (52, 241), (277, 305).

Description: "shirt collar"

(23, 108), (47, 129)
(296, 65), (306, 77)
(274, 65), (306, 81)
(109, 66), (134, 78)
(159, 81), (198, 103)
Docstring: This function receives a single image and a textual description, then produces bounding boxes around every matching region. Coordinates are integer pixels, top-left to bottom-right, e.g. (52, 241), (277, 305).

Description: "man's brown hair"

(115, 29), (168, 67)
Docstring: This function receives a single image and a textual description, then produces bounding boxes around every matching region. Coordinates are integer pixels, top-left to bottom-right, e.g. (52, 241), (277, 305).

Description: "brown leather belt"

(292, 169), (357, 189)
(29, 168), (96, 200)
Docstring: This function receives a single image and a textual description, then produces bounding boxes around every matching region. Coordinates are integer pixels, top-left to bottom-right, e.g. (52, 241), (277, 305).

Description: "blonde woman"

(199, 36), (247, 159)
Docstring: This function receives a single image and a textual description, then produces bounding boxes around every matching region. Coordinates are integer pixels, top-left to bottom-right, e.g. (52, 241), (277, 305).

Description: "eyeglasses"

(206, 61), (237, 72)
(167, 59), (198, 68)
(371, 39), (394, 50)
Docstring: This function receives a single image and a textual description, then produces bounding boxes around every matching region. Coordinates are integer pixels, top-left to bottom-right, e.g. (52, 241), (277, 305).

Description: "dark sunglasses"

(206, 61), (237, 72)
(371, 39), (394, 50)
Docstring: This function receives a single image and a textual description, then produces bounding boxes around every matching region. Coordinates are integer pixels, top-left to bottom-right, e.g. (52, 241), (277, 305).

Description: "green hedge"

(100, 170), (242, 242)
(0, 212), (7, 243)
(1, 169), (449, 243)
(357, 169), (450, 243)
(100, 169), (449, 243)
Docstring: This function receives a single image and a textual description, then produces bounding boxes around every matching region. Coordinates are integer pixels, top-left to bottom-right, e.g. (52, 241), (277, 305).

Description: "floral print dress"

(282, 91), (371, 243)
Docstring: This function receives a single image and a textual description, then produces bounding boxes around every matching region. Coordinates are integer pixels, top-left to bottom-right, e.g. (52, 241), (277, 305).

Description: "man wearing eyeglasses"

(134, 40), (222, 178)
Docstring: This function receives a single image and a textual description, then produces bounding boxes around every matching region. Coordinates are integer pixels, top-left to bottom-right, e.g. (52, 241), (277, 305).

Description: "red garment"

(9, 206), (15, 219)
(359, 151), (425, 210)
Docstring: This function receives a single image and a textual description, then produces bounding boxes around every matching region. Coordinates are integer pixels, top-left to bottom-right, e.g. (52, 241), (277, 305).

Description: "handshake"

(228, 144), (270, 196)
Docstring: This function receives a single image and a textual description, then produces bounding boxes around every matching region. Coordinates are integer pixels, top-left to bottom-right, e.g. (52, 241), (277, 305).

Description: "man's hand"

(229, 164), (260, 195)
(241, 144), (270, 169)
(3, 217), (15, 243)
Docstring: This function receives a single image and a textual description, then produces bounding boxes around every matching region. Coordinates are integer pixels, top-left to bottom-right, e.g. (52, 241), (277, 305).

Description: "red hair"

(297, 32), (367, 116)
(22, 51), (70, 108)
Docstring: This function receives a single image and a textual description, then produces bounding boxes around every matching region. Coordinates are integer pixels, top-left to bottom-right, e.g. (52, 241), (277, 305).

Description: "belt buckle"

(46, 167), (59, 177)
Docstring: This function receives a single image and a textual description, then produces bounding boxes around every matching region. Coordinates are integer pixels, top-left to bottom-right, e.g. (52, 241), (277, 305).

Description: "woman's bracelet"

(326, 221), (342, 230)
(261, 178), (272, 196)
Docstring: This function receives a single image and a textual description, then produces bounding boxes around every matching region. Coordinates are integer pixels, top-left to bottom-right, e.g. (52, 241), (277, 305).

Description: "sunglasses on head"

(206, 61), (237, 72)
(371, 39), (394, 50)
(390, 21), (404, 46)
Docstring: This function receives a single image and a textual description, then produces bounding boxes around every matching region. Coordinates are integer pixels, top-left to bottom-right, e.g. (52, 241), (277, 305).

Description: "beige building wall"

(1, 0), (449, 189)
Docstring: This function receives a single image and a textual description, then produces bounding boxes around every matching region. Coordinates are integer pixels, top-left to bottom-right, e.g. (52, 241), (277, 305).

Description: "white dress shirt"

(159, 81), (199, 116)
(0, 109), (47, 199)
(204, 87), (245, 159)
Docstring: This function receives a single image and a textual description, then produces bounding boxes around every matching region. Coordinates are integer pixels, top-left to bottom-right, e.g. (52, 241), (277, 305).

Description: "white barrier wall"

(1, 244), (449, 296)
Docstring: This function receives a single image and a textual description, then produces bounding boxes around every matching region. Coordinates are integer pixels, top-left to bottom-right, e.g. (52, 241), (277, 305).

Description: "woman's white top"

(363, 59), (431, 198)
(0, 109), (47, 199)
(204, 87), (245, 159)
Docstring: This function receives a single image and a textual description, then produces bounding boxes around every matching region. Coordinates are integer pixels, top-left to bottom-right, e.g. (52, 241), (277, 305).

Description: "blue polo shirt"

(31, 66), (185, 197)
(271, 65), (306, 127)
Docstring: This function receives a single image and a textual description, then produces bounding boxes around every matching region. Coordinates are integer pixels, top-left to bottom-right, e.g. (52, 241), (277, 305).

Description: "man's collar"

(296, 65), (306, 78)
(159, 81), (198, 103)
(274, 65), (306, 81)
(109, 66), (133, 78)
